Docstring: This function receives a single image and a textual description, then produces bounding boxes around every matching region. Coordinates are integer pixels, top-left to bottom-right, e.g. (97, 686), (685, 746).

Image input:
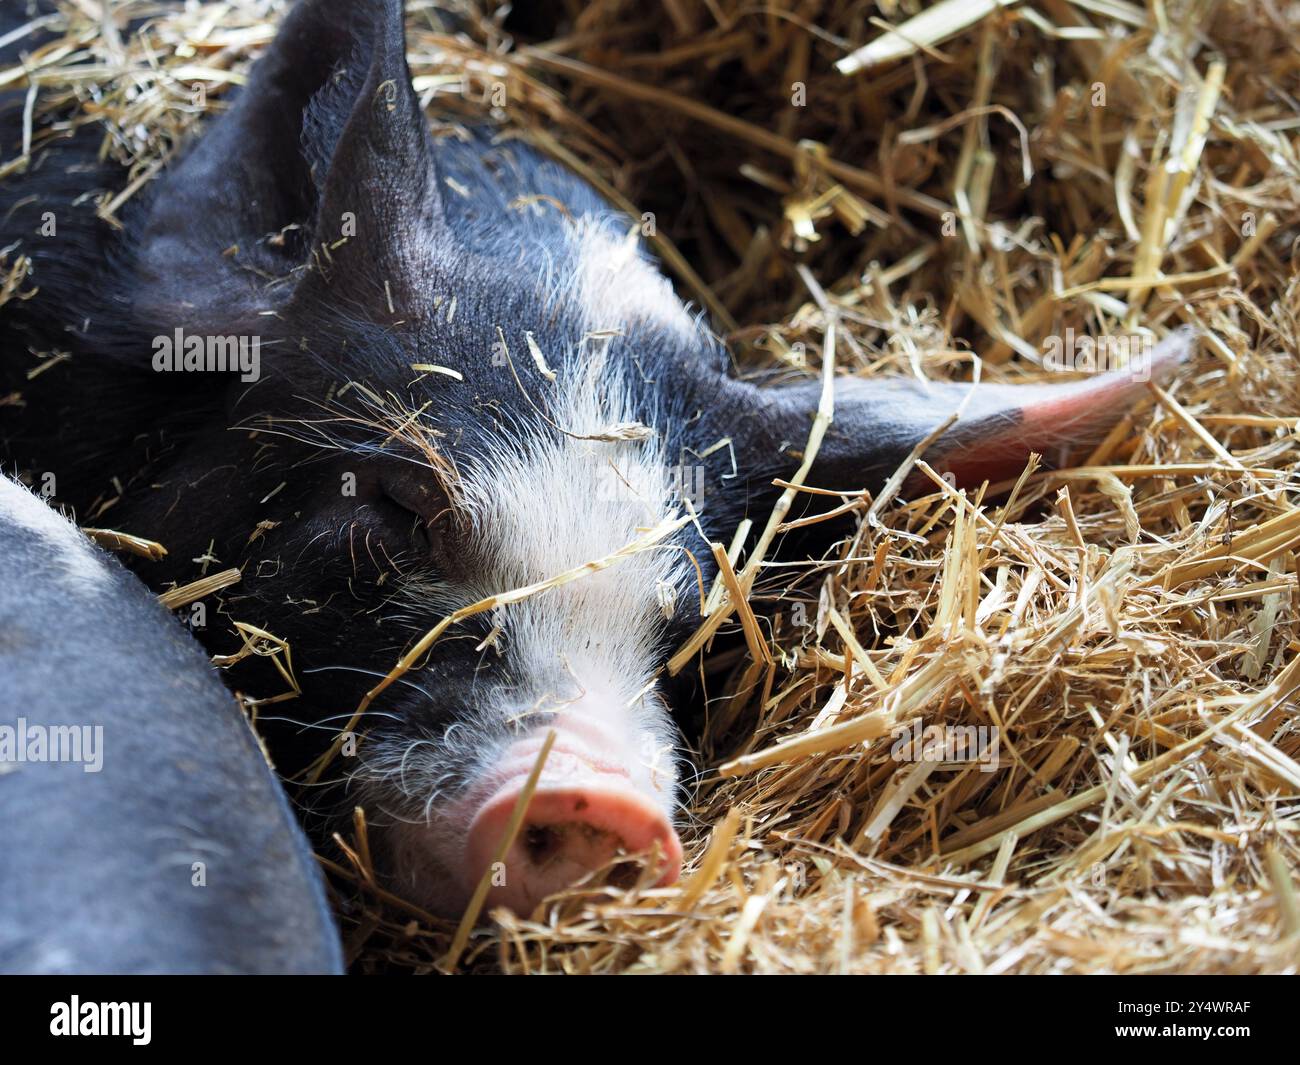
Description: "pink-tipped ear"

(713, 326), (1198, 508)
(925, 326), (1197, 487)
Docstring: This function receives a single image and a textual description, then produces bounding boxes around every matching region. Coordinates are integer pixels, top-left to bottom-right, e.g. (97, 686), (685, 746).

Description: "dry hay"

(6, 0), (1300, 974)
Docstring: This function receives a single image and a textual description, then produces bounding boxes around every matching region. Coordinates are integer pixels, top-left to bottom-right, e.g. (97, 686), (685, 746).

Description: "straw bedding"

(6, 0), (1299, 973)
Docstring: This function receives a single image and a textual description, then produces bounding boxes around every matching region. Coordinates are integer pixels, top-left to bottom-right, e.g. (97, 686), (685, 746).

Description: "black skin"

(0, 475), (343, 974)
(0, 0), (1161, 856)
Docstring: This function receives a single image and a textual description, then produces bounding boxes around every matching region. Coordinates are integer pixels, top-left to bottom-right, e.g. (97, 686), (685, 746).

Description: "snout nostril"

(465, 784), (684, 913)
(606, 859), (642, 891)
(522, 823), (564, 865)
(521, 820), (613, 868)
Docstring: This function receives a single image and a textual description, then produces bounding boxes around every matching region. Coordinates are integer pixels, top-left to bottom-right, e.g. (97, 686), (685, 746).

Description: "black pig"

(0, 475), (342, 973)
(0, 0), (1192, 915)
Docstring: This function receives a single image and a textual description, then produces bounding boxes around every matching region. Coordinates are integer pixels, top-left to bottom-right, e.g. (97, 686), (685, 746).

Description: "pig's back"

(0, 475), (343, 974)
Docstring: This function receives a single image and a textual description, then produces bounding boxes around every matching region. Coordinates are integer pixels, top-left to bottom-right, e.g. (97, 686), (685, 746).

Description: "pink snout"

(463, 740), (682, 914)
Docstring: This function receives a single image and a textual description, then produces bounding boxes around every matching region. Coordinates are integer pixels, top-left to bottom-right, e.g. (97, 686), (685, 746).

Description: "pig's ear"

(722, 328), (1196, 503)
(132, 0), (428, 332)
(288, 1), (441, 314)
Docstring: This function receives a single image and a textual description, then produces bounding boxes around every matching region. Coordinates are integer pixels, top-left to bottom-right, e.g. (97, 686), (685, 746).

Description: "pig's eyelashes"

(367, 493), (436, 566)
(376, 477), (450, 567)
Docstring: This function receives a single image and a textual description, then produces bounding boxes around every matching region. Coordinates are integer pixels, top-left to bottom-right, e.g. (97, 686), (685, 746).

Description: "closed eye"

(377, 473), (449, 567)
(375, 493), (433, 559)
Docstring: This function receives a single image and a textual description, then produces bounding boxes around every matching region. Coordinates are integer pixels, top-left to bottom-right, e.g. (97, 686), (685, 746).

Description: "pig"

(0, 0), (1193, 916)
(0, 475), (343, 973)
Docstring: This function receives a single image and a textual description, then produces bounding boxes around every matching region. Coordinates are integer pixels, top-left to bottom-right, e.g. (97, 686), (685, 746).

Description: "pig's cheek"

(379, 816), (474, 917)
(638, 733), (680, 814)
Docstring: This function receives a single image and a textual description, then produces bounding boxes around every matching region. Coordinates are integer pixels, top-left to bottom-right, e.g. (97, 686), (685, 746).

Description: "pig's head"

(114, 0), (1192, 915)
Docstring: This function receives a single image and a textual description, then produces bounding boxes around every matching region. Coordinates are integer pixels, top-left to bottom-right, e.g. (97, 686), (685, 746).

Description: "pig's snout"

(463, 729), (682, 914)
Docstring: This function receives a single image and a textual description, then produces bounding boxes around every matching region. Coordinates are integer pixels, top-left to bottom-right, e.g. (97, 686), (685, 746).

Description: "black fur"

(0, 475), (342, 973)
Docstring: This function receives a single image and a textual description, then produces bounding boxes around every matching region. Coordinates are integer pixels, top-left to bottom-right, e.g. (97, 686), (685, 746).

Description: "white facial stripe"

(438, 220), (700, 761)
(455, 362), (693, 708)
(567, 216), (696, 338)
